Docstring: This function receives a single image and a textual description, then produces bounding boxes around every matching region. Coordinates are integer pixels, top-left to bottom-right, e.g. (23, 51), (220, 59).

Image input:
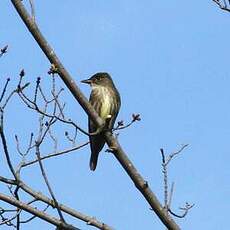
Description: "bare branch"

(2, 82), (29, 110)
(20, 203), (49, 224)
(21, 141), (89, 168)
(48, 128), (58, 153)
(168, 182), (175, 210)
(165, 144), (189, 166)
(15, 135), (24, 157)
(33, 77), (40, 103)
(0, 193), (80, 230)
(14, 186), (20, 230)
(0, 208), (18, 227)
(18, 89), (90, 136)
(0, 45), (8, 57)
(35, 144), (65, 222)
(160, 146), (193, 219)
(160, 148), (168, 212)
(0, 109), (17, 179)
(212, 0), (230, 12)
(64, 129), (78, 145)
(0, 176), (113, 230)
(0, 78), (10, 103)
(169, 203), (195, 218)
(113, 113), (141, 131)
(0, 198), (46, 227)
(27, 133), (34, 153)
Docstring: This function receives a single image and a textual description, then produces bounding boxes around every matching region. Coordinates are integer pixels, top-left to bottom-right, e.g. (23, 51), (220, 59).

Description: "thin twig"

(0, 209), (19, 227)
(48, 128), (58, 153)
(212, 0), (230, 12)
(160, 148), (168, 213)
(25, 133), (34, 155)
(0, 109), (17, 179)
(168, 182), (175, 210)
(18, 90), (90, 136)
(14, 186), (20, 230)
(20, 203), (49, 223)
(165, 144), (189, 166)
(21, 141), (89, 168)
(169, 203), (195, 218)
(35, 108), (65, 223)
(0, 45), (8, 57)
(160, 146), (193, 219)
(113, 114), (141, 131)
(2, 82), (29, 109)
(15, 135), (24, 157)
(35, 145), (65, 222)
(33, 77), (40, 103)
(51, 90), (65, 119)
(0, 78), (10, 103)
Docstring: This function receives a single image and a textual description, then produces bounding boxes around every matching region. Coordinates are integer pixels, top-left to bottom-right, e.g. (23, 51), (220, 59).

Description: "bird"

(81, 72), (121, 171)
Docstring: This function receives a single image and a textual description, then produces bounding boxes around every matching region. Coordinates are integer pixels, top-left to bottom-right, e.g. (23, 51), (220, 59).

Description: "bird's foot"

(106, 145), (117, 153)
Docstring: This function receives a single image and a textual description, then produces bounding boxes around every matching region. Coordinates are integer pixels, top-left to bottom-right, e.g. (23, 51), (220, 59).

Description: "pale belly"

(92, 85), (114, 120)
(100, 93), (112, 120)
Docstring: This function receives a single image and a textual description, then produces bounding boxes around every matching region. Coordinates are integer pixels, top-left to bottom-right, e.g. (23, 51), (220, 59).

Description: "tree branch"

(212, 0), (230, 12)
(0, 109), (17, 179)
(21, 141), (89, 168)
(160, 145), (193, 219)
(0, 193), (79, 230)
(0, 45), (8, 58)
(169, 203), (195, 218)
(10, 1), (180, 229)
(0, 177), (113, 230)
(0, 78), (10, 103)
(36, 144), (66, 222)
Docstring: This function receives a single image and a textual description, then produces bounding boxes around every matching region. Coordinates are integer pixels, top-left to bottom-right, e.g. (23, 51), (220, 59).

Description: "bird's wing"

(88, 90), (105, 170)
(108, 90), (121, 130)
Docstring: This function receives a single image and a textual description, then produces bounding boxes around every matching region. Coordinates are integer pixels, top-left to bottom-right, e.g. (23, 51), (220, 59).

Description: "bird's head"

(81, 72), (113, 87)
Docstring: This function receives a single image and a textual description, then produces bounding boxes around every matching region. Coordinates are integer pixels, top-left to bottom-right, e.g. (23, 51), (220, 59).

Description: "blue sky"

(1, 1), (230, 229)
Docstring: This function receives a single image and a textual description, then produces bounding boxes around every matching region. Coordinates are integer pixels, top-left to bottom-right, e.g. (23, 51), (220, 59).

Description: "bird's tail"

(89, 131), (105, 171)
(89, 152), (99, 171)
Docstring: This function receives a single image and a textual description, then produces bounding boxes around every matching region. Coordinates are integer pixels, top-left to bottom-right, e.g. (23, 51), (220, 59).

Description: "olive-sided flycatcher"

(81, 73), (121, 171)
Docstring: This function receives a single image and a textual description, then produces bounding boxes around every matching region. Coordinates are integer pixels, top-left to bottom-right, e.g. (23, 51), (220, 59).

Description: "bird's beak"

(81, 79), (92, 84)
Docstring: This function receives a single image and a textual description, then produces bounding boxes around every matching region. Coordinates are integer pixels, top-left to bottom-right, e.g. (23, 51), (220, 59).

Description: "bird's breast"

(100, 87), (113, 119)
(92, 85), (114, 120)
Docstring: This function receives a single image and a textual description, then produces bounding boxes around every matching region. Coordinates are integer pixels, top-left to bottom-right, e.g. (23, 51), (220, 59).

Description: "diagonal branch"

(212, 0), (230, 11)
(0, 193), (79, 230)
(10, 1), (180, 229)
(0, 176), (113, 230)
